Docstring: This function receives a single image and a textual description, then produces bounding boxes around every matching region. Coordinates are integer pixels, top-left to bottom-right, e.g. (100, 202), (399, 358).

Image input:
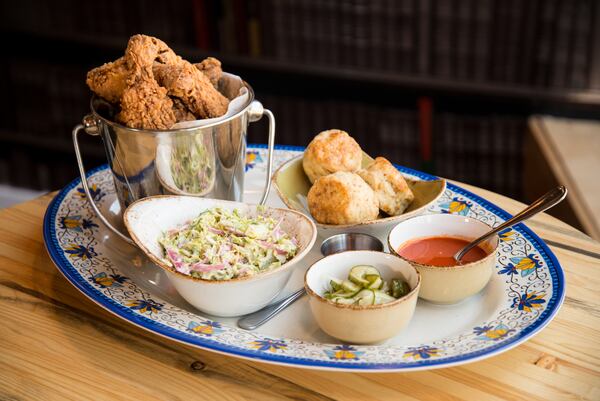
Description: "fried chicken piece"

(86, 59), (189, 104)
(86, 36), (180, 104)
(116, 36), (178, 129)
(171, 98), (196, 122)
(195, 57), (223, 88)
(86, 57), (129, 103)
(153, 61), (229, 119)
(124, 34), (180, 70)
(86, 57), (219, 105)
(87, 34), (229, 128)
(116, 70), (176, 130)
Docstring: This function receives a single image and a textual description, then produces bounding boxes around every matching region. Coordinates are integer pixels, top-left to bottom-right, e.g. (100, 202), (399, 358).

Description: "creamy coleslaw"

(159, 207), (299, 280)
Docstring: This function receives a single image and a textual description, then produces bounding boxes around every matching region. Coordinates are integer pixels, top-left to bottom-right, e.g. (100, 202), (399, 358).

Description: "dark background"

(1, 0), (599, 201)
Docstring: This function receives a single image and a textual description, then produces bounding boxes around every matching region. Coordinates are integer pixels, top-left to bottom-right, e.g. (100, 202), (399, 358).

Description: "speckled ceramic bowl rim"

(124, 195), (317, 284)
(304, 250), (421, 310)
(272, 154), (447, 229)
(387, 214), (499, 271)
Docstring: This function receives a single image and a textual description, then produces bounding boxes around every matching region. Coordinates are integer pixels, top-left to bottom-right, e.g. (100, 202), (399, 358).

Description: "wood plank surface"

(0, 187), (599, 401)
(528, 116), (600, 240)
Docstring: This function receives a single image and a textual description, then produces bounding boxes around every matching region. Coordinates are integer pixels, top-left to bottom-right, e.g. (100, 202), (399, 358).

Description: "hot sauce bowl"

(388, 214), (499, 304)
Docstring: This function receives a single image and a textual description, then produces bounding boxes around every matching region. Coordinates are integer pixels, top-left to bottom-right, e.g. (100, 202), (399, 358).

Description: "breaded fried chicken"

(117, 69), (176, 130)
(195, 57), (223, 88)
(153, 60), (229, 119)
(86, 35), (178, 104)
(124, 34), (180, 70)
(171, 98), (196, 122)
(86, 57), (129, 104)
(85, 34), (230, 129)
(115, 35), (177, 129)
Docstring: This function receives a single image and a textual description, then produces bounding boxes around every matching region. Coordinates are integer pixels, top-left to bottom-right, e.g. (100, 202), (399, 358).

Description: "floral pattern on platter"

(510, 254), (543, 277)
(89, 272), (128, 288)
(64, 243), (98, 260)
(439, 197), (472, 216)
(473, 324), (515, 341)
(188, 320), (224, 337)
(245, 150), (263, 171)
(125, 299), (164, 314)
(45, 146), (563, 370)
(59, 215), (99, 232)
(403, 346), (442, 360)
(76, 184), (105, 201)
(512, 291), (546, 312)
(249, 338), (287, 353)
(324, 345), (364, 361)
(499, 228), (517, 242)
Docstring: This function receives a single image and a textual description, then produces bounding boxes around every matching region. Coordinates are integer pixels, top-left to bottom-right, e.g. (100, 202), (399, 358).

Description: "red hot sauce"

(397, 236), (488, 267)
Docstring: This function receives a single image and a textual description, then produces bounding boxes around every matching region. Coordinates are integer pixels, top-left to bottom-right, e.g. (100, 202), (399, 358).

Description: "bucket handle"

(73, 116), (136, 245)
(247, 100), (276, 205)
(73, 102), (276, 245)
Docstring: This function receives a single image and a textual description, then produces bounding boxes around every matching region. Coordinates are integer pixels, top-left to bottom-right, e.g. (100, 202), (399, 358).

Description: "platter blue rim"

(43, 144), (565, 371)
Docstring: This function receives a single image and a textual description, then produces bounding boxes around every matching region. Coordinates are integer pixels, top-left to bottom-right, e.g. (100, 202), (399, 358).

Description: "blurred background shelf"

(2, 0), (599, 206)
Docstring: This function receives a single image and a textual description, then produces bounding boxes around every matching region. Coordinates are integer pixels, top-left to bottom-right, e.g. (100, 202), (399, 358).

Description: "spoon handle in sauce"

(454, 185), (568, 262)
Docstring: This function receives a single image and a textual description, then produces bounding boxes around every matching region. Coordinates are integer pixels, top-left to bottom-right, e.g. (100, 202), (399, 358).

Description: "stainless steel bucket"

(72, 82), (275, 245)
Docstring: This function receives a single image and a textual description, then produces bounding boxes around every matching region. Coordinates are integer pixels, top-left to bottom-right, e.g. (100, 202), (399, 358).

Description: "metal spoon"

(454, 185), (567, 262)
(237, 233), (384, 330)
(237, 287), (306, 330)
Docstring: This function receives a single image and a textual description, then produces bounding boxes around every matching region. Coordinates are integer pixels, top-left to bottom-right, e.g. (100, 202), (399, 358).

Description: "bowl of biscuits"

(273, 130), (446, 238)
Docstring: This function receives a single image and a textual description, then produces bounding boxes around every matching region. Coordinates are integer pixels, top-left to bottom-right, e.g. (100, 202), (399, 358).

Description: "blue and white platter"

(43, 145), (565, 372)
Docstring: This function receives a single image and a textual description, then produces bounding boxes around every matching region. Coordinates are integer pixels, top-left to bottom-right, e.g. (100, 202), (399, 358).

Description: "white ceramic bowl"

(304, 251), (420, 344)
(124, 196), (317, 317)
(388, 214), (499, 304)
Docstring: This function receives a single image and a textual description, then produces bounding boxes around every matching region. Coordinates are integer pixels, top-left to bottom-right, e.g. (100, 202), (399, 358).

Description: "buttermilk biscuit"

(302, 129), (362, 184)
(358, 157), (414, 216)
(307, 171), (379, 225)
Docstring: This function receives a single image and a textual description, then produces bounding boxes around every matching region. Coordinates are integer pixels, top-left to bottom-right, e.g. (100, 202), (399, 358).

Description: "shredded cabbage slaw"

(159, 207), (299, 280)
(170, 136), (214, 194)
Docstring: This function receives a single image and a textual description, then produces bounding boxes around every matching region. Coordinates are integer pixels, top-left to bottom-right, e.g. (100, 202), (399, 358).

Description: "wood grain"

(527, 116), (600, 240)
(0, 189), (599, 401)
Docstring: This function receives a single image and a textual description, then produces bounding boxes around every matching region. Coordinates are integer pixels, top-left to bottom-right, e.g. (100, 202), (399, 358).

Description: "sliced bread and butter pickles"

(324, 265), (411, 306)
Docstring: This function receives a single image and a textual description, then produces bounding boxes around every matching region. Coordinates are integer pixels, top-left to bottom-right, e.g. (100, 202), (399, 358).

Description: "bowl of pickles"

(304, 250), (421, 344)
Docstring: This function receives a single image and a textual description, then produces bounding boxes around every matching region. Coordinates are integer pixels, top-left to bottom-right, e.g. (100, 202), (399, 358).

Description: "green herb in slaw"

(159, 207), (299, 280)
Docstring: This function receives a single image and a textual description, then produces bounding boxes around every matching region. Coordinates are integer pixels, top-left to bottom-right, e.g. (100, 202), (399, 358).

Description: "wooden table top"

(1, 184), (599, 401)
(529, 116), (600, 240)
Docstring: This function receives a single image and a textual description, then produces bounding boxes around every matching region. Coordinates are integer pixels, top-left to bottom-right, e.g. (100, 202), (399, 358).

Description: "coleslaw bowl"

(124, 195), (317, 316)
